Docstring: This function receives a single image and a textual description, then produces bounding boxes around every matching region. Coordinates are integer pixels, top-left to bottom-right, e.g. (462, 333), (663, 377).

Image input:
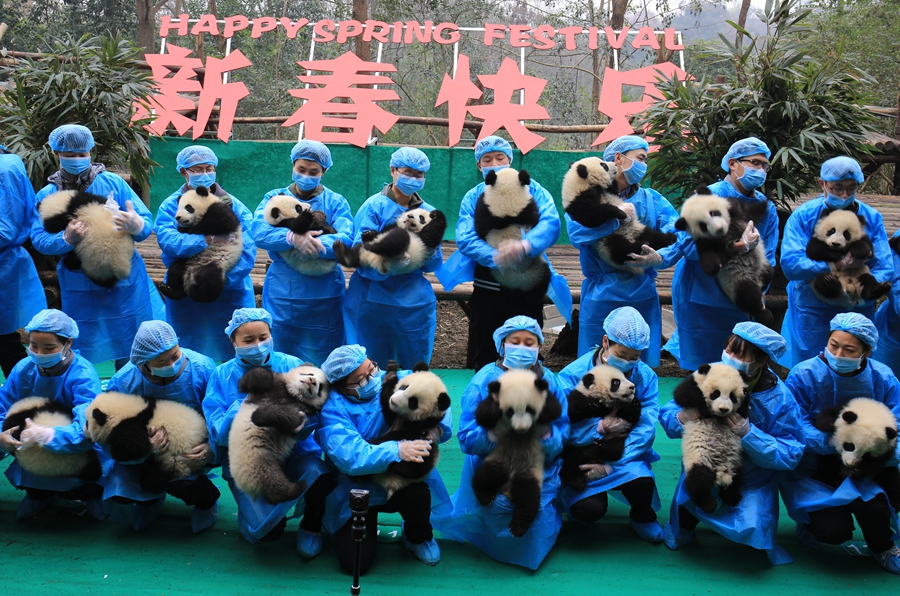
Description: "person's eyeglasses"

(399, 169), (426, 179)
(187, 165), (216, 174)
(346, 363), (380, 389)
(737, 159), (771, 173)
(826, 183), (858, 196)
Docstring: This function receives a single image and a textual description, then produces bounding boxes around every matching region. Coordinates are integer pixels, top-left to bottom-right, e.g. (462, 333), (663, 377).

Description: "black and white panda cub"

(263, 194), (338, 276)
(160, 186), (244, 303)
(813, 397), (900, 510)
(474, 168), (551, 294)
(560, 364), (640, 491)
(85, 392), (209, 493)
(805, 210), (891, 306)
(334, 208), (447, 275)
(228, 364), (330, 503)
(472, 369), (563, 537)
(38, 190), (134, 287)
(2, 397), (102, 480)
(561, 157), (677, 272)
(368, 360), (451, 497)
(673, 363), (749, 513)
(676, 187), (775, 326)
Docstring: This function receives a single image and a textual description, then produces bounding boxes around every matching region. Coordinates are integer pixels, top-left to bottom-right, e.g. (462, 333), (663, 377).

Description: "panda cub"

(813, 397), (900, 510)
(263, 194), (338, 276)
(159, 186), (244, 303)
(561, 157), (676, 272)
(85, 392), (209, 492)
(228, 364), (330, 503)
(471, 369), (563, 537)
(38, 190), (134, 287)
(334, 208), (447, 275)
(2, 397), (101, 480)
(560, 364), (640, 491)
(673, 363), (748, 513)
(805, 210), (891, 306)
(368, 361), (451, 498)
(474, 168), (551, 293)
(676, 187), (775, 326)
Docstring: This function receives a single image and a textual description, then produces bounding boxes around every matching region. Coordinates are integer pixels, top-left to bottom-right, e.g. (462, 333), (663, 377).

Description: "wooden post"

(353, 0), (370, 61)
(894, 47), (900, 194)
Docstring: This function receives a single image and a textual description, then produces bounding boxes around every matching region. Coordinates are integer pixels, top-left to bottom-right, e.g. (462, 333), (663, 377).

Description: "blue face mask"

(395, 175), (425, 197)
(150, 354), (184, 378)
(824, 193), (856, 210)
(235, 338), (274, 367)
(823, 348), (863, 374)
(28, 347), (66, 369)
(502, 344), (540, 370)
(737, 164), (767, 191)
(605, 350), (638, 372)
(189, 172), (216, 190)
(354, 373), (382, 400)
(623, 157), (647, 186)
(60, 156), (91, 175)
(721, 350), (751, 374)
(293, 172), (321, 192)
(481, 165), (510, 179)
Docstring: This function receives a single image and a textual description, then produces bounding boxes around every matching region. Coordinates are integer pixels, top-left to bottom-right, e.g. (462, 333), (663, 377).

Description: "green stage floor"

(0, 371), (895, 595)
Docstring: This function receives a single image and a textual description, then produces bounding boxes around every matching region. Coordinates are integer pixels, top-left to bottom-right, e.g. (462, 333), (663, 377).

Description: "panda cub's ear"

(195, 186), (210, 197)
(857, 215), (867, 227)
(581, 373), (595, 389)
(696, 363), (712, 376)
(534, 378), (549, 392)
(518, 170), (531, 187)
(484, 170), (498, 186)
(577, 164), (589, 179)
(438, 392), (451, 412)
(675, 217), (688, 231)
(92, 409), (108, 426)
(270, 207), (282, 219)
(487, 380), (502, 400)
(412, 361), (430, 372)
(887, 427), (898, 441)
(842, 410), (858, 424)
(694, 185), (712, 195)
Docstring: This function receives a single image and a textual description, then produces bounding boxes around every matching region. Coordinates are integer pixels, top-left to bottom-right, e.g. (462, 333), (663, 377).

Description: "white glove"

(111, 201), (145, 235)
(178, 442), (211, 463)
(619, 203), (636, 222)
(835, 251), (865, 271)
(580, 463), (613, 481)
(597, 416), (632, 437)
(102, 196), (120, 214)
(493, 239), (531, 270)
(398, 439), (432, 463)
(486, 430), (498, 443)
(737, 220), (760, 253)
(288, 230), (325, 257)
(0, 426), (22, 454)
(148, 426), (169, 454)
(726, 413), (750, 437)
(627, 244), (662, 268)
(206, 232), (236, 245)
(18, 418), (55, 450)
(677, 408), (700, 425)
(63, 220), (86, 244)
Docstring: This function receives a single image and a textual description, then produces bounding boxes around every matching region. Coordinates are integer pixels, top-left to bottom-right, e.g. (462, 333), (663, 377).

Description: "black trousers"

(334, 482), (432, 575)
(25, 482), (104, 503)
(569, 477), (658, 524)
(109, 474), (220, 510)
(0, 331), (26, 378)
(807, 494), (895, 553)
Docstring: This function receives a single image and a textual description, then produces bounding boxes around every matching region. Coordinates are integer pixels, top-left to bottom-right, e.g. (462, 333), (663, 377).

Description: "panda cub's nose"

(717, 406), (731, 413)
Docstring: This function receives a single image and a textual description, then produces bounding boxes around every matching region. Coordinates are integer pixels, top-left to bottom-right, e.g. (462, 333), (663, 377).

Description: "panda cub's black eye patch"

(827, 228), (836, 235)
(699, 222), (708, 233)
(843, 442), (855, 452)
(611, 379), (620, 391)
(185, 205), (195, 213)
(407, 396), (419, 410)
(525, 406), (536, 415)
(709, 211), (721, 217)
(710, 390), (720, 399)
(729, 393), (737, 403)
(843, 231), (851, 240)
(506, 408), (515, 418)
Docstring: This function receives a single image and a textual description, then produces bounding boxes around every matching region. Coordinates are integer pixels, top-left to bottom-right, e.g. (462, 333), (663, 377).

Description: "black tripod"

(349, 489), (370, 595)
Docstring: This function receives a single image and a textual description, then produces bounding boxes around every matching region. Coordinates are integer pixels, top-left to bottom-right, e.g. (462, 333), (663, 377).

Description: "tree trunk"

(353, 0), (370, 61)
(208, 0), (227, 55)
(136, 0), (154, 56)
(589, 0), (600, 124)
(736, 0), (752, 49)
(607, 0), (628, 68)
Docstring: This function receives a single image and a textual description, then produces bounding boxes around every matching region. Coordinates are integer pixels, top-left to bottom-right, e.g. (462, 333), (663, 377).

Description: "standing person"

(780, 157), (893, 367)
(660, 137), (779, 371)
(873, 227), (900, 374)
(556, 307), (664, 542)
(316, 344), (452, 574)
(0, 144), (46, 376)
(783, 313), (900, 575)
(252, 140), (352, 365)
(203, 308), (336, 556)
(156, 145), (256, 362)
(342, 147), (442, 368)
(103, 321), (219, 533)
(660, 323), (804, 564)
(29, 124), (162, 366)
(568, 136), (679, 365)
(453, 137), (561, 369)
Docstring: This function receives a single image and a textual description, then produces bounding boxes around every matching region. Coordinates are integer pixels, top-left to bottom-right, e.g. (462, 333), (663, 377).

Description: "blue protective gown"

(567, 186), (679, 364)
(156, 186), (256, 362)
(0, 152), (46, 335)
(31, 172), (162, 363)
(659, 180), (779, 371)
(0, 352), (104, 492)
(432, 363), (569, 570)
(780, 197), (893, 368)
(315, 369), (453, 535)
(342, 186), (443, 369)
(874, 228), (900, 374)
(102, 348), (217, 502)
(556, 349), (661, 512)
(782, 355), (900, 531)
(203, 350), (329, 543)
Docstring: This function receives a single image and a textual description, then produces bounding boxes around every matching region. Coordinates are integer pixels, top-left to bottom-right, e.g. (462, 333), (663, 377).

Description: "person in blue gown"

(780, 157), (894, 367)
(0, 310), (105, 519)
(569, 136), (679, 365)
(342, 147), (442, 368)
(556, 307), (664, 542)
(203, 308), (335, 557)
(873, 227), (900, 374)
(659, 137), (778, 371)
(660, 322), (804, 565)
(103, 321), (219, 532)
(783, 313), (900, 575)
(251, 140), (353, 365)
(156, 146), (256, 362)
(29, 124), (164, 366)
(434, 316), (569, 570)
(316, 344), (451, 573)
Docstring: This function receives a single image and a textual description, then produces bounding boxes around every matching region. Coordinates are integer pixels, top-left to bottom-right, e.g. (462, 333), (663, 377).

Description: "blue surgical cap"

(390, 147), (430, 172)
(176, 146), (218, 171)
(130, 321), (179, 365)
(493, 316), (544, 355)
(720, 137), (771, 172)
(224, 308), (273, 337)
(603, 307), (650, 351)
(732, 321), (786, 361)
(48, 124), (95, 153)
(25, 309), (79, 339)
(603, 135), (650, 162)
(474, 136), (513, 163)
(830, 312), (879, 348)
(291, 140), (333, 170)
(322, 344), (368, 383)
(820, 156), (864, 184)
